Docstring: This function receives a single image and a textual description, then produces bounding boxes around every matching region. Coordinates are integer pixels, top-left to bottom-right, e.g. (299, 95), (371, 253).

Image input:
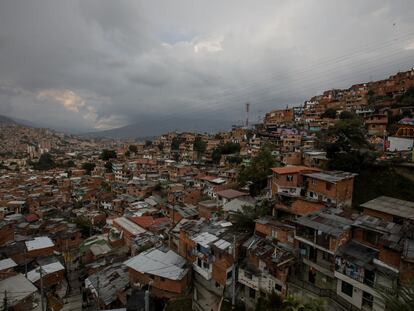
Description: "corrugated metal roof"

(361, 196), (414, 220)
(0, 258), (17, 271)
(27, 261), (65, 283)
(0, 274), (37, 307)
(25, 236), (54, 251)
(124, 247), (187, 281)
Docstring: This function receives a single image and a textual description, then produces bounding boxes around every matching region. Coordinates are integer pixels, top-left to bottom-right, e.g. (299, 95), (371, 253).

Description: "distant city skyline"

(0, 0), (414, 135)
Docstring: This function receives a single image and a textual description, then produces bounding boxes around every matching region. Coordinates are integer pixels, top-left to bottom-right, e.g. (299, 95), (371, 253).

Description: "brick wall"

(26, 246), (55, 258)
(128, 268), (189, 295)
(0, 223), (14, 246)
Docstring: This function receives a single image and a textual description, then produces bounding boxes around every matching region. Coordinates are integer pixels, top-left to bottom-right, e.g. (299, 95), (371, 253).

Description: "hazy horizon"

(1, 0), (414, 135)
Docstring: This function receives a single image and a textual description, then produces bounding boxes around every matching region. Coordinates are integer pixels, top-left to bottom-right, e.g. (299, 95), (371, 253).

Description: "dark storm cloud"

(0, 0), (413, 133)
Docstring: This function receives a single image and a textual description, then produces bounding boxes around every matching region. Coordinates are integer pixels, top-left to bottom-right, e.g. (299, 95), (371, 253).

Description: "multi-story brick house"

(177, 219), (244, 311)
(334, 213), (404, 311)
(0, 221), (14, 246)
(125, 246), (190, 299)
(293, 209), (353, 293)
(264, 108), (294, 129)
(238, 235), (295, 310)
(25, 236), (55, 258)
(364, 114), (388, 136)
(302, 171), (356, 207)
(254, 216), (295, 247)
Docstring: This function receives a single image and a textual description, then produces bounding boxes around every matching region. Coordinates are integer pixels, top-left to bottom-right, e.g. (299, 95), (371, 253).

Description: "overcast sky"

(0, 0), (413, 135)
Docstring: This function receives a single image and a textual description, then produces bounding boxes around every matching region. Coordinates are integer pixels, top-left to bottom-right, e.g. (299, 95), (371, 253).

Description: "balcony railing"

(335, 265), (375, 287)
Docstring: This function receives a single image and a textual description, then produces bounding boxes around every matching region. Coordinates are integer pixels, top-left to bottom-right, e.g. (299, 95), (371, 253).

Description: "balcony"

(335, 262), (375, 288)
(238, 267), (260, 291)
(302, 257), (335, 278)
(193, 262), (212, 280)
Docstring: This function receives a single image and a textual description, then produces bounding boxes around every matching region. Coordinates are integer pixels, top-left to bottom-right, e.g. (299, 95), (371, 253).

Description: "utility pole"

(3, 290), (7, 311)
(24, 248), (27, 277)
(39, 267), (45, 311)
(96, 276), (100, 310)
(145, 290), (150, 311)
(231, 235), (236, 309)
(145, 281), (153, 311)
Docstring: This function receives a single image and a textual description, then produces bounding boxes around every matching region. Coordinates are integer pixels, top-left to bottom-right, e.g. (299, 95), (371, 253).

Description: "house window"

(363, 230), (379, 245)
(272, 229), (278, 239)
(249, 288), (256, 299)
(326, 183), (332, 191)
(287, 175), (293, 182)
(312, 179), (316, 185)
(244, 271), (253, 280)
(341, 281), (353, 297)
(274, 284), (282, 292)
(322, 251), (333, 262)
(227, 270), (232, 279)
(197, 258), (202, 267)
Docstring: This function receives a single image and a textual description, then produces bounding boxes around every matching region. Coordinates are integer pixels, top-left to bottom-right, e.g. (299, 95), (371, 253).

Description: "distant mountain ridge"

(0, 114), (17, 124)
(0, 114), (39, 128)
(82, 116), (230, 139)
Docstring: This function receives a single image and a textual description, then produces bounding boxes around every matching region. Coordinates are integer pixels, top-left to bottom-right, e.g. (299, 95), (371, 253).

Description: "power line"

(146, 31), (414, 117)
(153, 54), (413, 120)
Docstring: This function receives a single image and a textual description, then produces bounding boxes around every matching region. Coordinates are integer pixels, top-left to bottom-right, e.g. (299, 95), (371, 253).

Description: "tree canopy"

(33, 153), (55, 170)
(82, 162), (96, 175)
(238, 146), (276, 196)
(100, 149), (117, 161)
(230, 200), (273, 233)
(211, 142), (241, 164)
(321, 108), (337, 119)
(128, 145), (138, 153)
(193, 136), (207, 159)
(339, 110), (357, 120)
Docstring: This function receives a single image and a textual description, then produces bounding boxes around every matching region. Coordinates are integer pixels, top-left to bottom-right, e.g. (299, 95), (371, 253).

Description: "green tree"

(193, 136), (207, 160)
(82, 162), (96, 175)
(128, 145), (138, 153)
(221, 142), (241, 154)
(339, 110), (357, 120)
(212, 148), (223, 164)
(33, 153), (55, 170)
(238, 146), (276, 196)
(124, 150), (131, 157)
(317, 118), (370, 172)
(104, 161), (112, 173)
(66, 160), (75, 168)
(158, 142), (164, 153)
(231, 200), (273, 233)
(256, 291), (283, 311)
(211, 142), (241, 164)
(145, 140), (153, 147)
(100, 149), (117, 161)
(282, 296), (305, 311)
(171, 137), (183, 151)
(321, 108), (337, 119)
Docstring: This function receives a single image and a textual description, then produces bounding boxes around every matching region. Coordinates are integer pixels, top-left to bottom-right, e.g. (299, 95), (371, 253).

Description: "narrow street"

(61, 252), (83, 311)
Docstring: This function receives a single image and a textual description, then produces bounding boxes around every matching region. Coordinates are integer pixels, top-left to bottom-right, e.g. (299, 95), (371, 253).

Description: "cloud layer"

(0, 0), (413, 134)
